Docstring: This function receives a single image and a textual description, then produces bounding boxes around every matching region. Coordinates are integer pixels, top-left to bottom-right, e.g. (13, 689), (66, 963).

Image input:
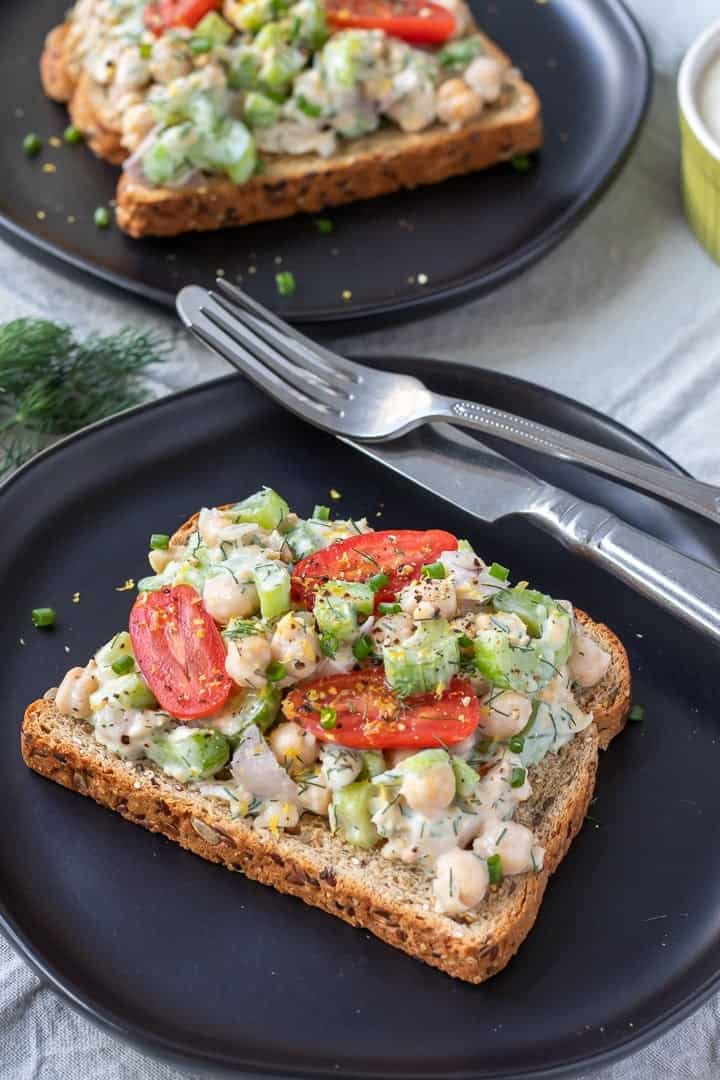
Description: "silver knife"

(344, 423), (720, 644)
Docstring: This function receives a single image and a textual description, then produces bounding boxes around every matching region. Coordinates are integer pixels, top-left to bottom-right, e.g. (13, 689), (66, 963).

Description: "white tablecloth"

(2, 2), (720, 1076)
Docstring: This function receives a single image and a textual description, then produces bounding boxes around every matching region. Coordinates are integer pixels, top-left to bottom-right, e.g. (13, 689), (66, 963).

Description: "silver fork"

(176, 281), (720, 526)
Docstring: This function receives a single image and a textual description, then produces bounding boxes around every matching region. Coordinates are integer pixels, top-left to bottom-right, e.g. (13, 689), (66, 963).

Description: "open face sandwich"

(40, 0), (543, 237)
(22, 488), (630, 983)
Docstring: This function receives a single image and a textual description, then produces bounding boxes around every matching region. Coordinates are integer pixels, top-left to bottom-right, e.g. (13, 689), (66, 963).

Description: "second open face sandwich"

(22, 487), (630, 982)
(40, 0), (543, 236)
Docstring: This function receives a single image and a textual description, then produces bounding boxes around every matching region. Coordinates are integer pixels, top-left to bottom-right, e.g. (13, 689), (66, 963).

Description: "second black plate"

(1, 357), (719, 1080)
(0, 0), (650, 326)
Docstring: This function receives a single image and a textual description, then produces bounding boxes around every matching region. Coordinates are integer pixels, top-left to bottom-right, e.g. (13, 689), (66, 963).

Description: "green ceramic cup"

(679, 19), (720, 262)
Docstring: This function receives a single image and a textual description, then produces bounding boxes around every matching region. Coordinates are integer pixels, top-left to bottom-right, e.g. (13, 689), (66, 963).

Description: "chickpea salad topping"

(52, 487), (611, 919)
(63, 0), (526, 188)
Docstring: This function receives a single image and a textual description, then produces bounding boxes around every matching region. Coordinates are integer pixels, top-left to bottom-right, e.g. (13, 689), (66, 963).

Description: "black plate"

(1, 356), (719, 1080)
(0, 0), (650, 327)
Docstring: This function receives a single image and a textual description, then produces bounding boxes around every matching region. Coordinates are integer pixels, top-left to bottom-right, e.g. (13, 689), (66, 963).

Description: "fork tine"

(203, 300), (347, 410)
(176, 287), (338, 424)
(214, 278), (365, 379)
(211, 291), (355, 393)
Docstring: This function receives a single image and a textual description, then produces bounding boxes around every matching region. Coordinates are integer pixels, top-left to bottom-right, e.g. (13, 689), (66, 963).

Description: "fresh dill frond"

(0, 318), (167, 475)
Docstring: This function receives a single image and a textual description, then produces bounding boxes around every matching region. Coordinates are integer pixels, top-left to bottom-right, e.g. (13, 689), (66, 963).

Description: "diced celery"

(360, 750), (385, 779)
(253, 561), (291, 620)
(451, 755), (480, 797)
(232, 0), (276, 32)
(285, 522), (320, 560)
(332, 781), (379, 849)
(95, 631), (134, 672)
(227, 48), (261, 90)
(383, 620), (460, 697)
(493, 587), (550, 638)
(396, 748), (448, 776)
(213, 685), (281, 743)
(147, 728), (230, 782)
(193, 118), (257, 184)
(142, 124), (194, 186)
(232, 487), (289, 531)
(289, 0), (327, 48)
(173, 560), (208, 595)
(194, 11), (234, 44)
(323, 579), (374, 617)
(473, 629), (551, 693)
(244, 91), (281, 128)
(255, 22), (290, 49)
(540, 606), (573, 665)
(90, 673), (157, 712)
(314, 593), (357, 643)
(258, 45), (305, 95)
(457, 539), (475, 553)
(322, 32), (365, 89)
(439, 36), (486, 69)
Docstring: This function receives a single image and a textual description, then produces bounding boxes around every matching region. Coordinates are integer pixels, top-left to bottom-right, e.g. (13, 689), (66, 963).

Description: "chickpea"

(433, 848), (489, 915)
(399, 577), (457, 621)
(436, 78), (484, 127)
(569, 631), (610, 689)
(269, 721), (318, 772)
(464, 56), (505, 103)
(473, 821), (538, 876)
(148, 546), (173, 575)
(122, 103), (156, 152)
(298, 769), (331, 816)
(55, 662), (99, 720)
(149, 37), (193, 84)
(371, 612), (415, 650)
(271, 612), (320, 683)
(482, 690), (532, 739)
(402, 761), (456, 816)
(225, 635), (271, 689)
(203, 574), (258, 625)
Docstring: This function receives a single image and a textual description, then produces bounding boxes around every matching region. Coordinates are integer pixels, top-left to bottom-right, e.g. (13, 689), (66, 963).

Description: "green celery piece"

(89, 673), (157, 712)
(233, 0), (276, 32)
(323, 579), (374, 616)
(473, 629), (551, 693)
(439, 36), (486, 69)
(397, 748), (448, 776)
(493, 587), (550, 638)
(194, 10), (234, 44)
(227, 49), (261, 90)
(212, 686), (281, 744)
(314, 593), (357, 643)
(540, 606), (573, 665)
(360, 750), (385, 779)
(333, 781), (379, 849)
(232, 486), (289, 531)
(244, 91), (281, 128)
(285, 521), (320, 559)
(383, 620), (459, 697)
(147, 729), (230, 782)
(94, 631), (134, 672)
(452, 755), (480, 797)
(253, 560), (291, 620)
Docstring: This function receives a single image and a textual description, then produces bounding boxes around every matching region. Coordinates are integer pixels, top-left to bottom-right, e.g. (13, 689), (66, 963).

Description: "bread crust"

(20, 503), (630, 982)
(40, 19), (543, 237)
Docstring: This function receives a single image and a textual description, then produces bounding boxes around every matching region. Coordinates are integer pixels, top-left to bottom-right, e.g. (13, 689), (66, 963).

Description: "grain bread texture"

(21, 610), (629, 984)
(40, 18), (543, 237)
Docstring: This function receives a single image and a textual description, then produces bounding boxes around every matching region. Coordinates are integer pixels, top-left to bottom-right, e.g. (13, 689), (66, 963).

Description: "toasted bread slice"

(21, 591), (629, 984)
(40, 19), (543, 237)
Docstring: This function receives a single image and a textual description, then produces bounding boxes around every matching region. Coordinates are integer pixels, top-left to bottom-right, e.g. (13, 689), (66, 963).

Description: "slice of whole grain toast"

(40, 20), (543, 237)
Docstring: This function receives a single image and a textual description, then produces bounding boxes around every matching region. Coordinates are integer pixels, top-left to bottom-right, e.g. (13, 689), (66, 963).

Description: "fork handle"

(527, 488), (720, 643)
(432, 396), (720, 525)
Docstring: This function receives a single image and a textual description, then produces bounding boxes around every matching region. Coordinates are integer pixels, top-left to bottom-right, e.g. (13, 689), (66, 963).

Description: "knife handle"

(529, 490), (720, 644)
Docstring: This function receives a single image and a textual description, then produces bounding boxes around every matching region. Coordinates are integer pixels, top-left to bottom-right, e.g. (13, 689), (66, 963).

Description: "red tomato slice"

(145, 0), (222, 35)
(129, 585), (233, 719)
(283, 669), (482, 749)
(292, 529), (458, 608)
(326, 0), (456, 44)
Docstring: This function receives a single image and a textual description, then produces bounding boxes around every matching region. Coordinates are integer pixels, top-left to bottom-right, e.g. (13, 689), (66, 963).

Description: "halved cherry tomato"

(145, 0), (221, 35)
(129, 584), (233, 719)
(326, 0), (456, 45)
(292, 528), (458, 608)
(283, 669), (482, 748)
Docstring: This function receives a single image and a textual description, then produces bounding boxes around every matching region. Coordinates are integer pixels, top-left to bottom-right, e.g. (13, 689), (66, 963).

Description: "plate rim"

(0, 0), (652, 326)
(2, 360), (718, 1080)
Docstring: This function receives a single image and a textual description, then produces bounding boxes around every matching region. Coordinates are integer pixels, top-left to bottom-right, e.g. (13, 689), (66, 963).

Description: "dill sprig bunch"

(0, 318), (167, 476)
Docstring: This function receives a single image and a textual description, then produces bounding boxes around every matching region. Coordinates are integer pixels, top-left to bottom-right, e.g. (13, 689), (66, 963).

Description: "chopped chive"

(457, 633), (473, 648)
(352, 634), (374, 661)
(31, 607), (55, 628)
(266, 660), (286, 682)
(368, 572), (389, 593)
(23, 133), (43, 157)
(312, 505), (330, 521)
(295, 94), (322, 117)
(628, 703), (645, 723)
(488, 562), (510, 581)
(508, 734), (524, 754)
(93, 206), (111, 229)
(150, 533), (170, 551)
(314, 217), (334, 234)
(320, 706), (337, 730)
(63, 125), (83, 145)
(111, 654), (135, 676)
(378, 602), (401, 615)
(421, 561), (446, 580)
(139, 41), (152, 59)
(487, 853), (503, 885)
(275, 270), (296, 297)
(510, 153), (532, 173)
(510, 766), (526, 789)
